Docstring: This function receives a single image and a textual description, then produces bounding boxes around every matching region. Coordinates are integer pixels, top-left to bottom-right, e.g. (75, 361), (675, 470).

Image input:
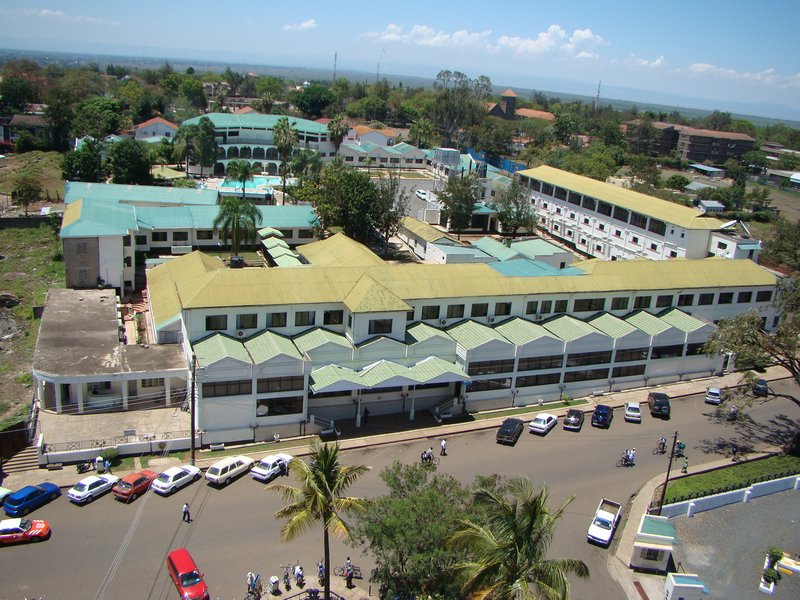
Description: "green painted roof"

(261, 237), (290, 250)
(64, 181), (218, 206)
(293, 328), (353, 355)
(344, 274), (411, 313)
(657, 308), (708, 332)
(136, 204), (317, 231)
(60, 198), (138, 238)
(183, 112), (327, 135)
(520, 165), (726, 230)
(194, 333), (252, 366)
(243, 331), (302, 362)
(489, 259), (584, 277)
(624, 310), (671, 335)
(510, 238), (567, 258)
(259, 226), (285, 238)
(405, 322), (451, 344)
(474, 237), (519, 261)
(447, 320), (511, 350)
(494, 317), (559, 346)
(309, 356), (468, 392)
(640, 515), (676, 539)
(267, 246), (298, 259)
(587, 313), (640, 339)
(272, 254), (304, 267)
(541, 315), (602, 342)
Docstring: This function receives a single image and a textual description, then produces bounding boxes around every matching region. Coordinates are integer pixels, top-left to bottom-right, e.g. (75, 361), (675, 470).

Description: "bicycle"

(652, 439), (667, 455)
(420, 453), (440, 466)
(616, 452), (633, 468)
(333, 563), (363, 578)
(245, 572), (263, 600)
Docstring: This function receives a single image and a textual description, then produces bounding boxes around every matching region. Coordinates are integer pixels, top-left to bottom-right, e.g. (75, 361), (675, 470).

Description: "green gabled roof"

(390, 142), (424, 155)
(267, 246), (298, 259)
(657, 308), (708, 332)
(409, 356), (470, 382)
(406, 322), (451, 344)
(261, 236), (290, 250)
(587, 313), (640, 339)
(64, 181), (218, 206)
(259, 226), (285, 238)
(136, 204), (318, 231)
(243, 331), (302, 363)
(359, 360), (417, 387)
(447, 320), (511, 350)
(193, 333), (252, 367)
(309, 357), (469, 392)
(182, 112), (328, 135)
(309, 364), (363, 391)
(519, 165), (726, 230)
(60, 198), (138, 238)
(344, 274), (411, 313)
(541, 315), (602, 342)
(494, 317), (558, 346)
(474, 237), (519, 261)
(293, 328), (353, 355)
(624, 310), (671, 335)
(510, 238), (567, 258)
(272, 254), (304, 267)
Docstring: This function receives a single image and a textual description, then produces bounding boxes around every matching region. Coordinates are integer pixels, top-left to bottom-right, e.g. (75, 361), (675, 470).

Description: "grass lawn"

(0, 151), (65, 202)
(664, 453), (800, 503)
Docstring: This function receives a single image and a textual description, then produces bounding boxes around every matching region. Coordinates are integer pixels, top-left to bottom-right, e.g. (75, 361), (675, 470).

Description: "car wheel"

(224, 477), (231, 485)
(193, 473), (200, 481)
(86, 494), (94, 503)
(21, 508), (29, 516)
(130, 492), (138, 502)
(30, 535), (43, 543)
(170, 486), (176, 495)
(50, 492), (59, 501)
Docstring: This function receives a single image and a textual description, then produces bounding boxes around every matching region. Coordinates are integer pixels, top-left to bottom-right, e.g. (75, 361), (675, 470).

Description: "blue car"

(3, 484), (61, 517)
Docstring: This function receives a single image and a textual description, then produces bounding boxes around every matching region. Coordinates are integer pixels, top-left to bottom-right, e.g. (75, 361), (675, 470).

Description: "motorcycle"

(76, 459), (94, 474)
(294, 563), (304, 587)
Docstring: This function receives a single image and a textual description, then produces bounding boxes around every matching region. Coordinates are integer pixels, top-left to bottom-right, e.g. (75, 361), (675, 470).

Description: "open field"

(0, 151), (65, 206)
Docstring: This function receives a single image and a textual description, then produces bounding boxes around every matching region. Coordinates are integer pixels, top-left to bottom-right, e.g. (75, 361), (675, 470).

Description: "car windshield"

(4, 496), (22, 507)
(181, 571), (203, 586)
(117, 481), (133, 490)
(628, 406), (640, 413)
(257, 461), (272, 469)
(207, 467), (220, 476)
(593, 517), (612, 530)
(20, 519), (32, 531)
(156, 473), (171, 482)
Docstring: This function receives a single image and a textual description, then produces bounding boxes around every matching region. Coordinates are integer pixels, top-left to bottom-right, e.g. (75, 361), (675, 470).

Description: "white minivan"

(205, 455), (254, 486)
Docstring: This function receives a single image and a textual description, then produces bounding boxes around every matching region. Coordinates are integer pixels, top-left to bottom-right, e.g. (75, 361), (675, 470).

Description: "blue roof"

(690, 164), (725, 173)
(474, 237), (519, 261)
(490, 258), (585, 277)
(136, 204), (319, 230)
(60, 198), (138, 238)
(65, 182), (218, 206)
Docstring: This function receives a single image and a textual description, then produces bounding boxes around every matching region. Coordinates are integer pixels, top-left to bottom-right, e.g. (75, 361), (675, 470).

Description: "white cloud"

(686, 62), (799, 88)
(21, 8), (119, 26)
(628, 54), (666, 69)
(497, 24), (605, 60)
(282, 19), (317, 31)
(366, 23), (492, 49)
(564, 28), (605, 51)
(575, 50), (599, 61)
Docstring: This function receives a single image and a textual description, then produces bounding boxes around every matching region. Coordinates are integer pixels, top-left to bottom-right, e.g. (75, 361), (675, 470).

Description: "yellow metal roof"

(400, 216), (459, 244)
(519, 165), (727, 230)
(344, 274), (412, 313)
(61, 199), (82, 229)
(298, 233), (386, 267)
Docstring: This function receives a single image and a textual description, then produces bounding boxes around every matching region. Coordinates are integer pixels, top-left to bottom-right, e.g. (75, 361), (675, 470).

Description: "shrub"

(767, 546), (784, 568)
(100, 447), (120, 464)
(762, 568), (781, 584)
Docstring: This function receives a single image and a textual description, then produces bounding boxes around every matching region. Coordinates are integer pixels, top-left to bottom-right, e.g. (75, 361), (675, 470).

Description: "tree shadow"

(698, 412), (799, 458)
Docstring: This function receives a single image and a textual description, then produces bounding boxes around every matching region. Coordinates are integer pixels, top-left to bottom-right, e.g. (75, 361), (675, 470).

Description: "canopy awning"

(259, 226), (285, 238)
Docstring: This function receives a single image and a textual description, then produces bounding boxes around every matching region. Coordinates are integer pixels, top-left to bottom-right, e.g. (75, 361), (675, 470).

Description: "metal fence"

(44, 429), (192, 454)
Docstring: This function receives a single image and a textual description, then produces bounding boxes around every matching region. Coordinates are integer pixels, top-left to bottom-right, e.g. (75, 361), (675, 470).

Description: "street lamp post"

(656, 430), (679, 515)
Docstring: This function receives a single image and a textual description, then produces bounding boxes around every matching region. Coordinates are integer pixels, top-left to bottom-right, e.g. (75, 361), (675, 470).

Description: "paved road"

(2, 383), (797, 600)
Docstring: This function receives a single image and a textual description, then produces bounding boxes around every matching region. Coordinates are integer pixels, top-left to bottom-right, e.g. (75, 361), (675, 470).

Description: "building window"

(256, 395), (303, 417)
(135, 235), (147, 245)
(421, 305), (440, 320)
(467, 378), (511, 392)
(648, 219), (666, 236)
(698, 293), (714, 305)
(598, 223), (605, 231)
(718, 293), (734, 304)
(737, 291), (753, 303)
(563, 368), (609, 383)
(518, 355), (563, 371)
(540, 300), (553, 314)
(631, 235), (640, 245)
(553, 224), (560, 232)
(615, 347), (649, 362)
(613, 207), (630, 223)
(597, 201), (612, 216)
(756, 290), (773, 302)
(141, 378), (165, 388)
(573, 298), (605, 312)
(554, 300), (568, 313)
(614, 229), (622, 238)
(324, 310), (343, 325)
(566, 351), (612, 367)
(152, 232), (168, 242)
(206, 315), (227, 330)
(516, 373), (561, 387)
(494, 302), (511, 316)
(611, 297), (629, 310)
(257, 376), (304, 393)
(582, 196), (596, 212)
(295, 311), (316, 326)
(656, 295), (673, 308)
(298, 229), (314, 238)
(613, 364), (646, 378)
(651, 344), (684, 359)
(87, 381), (111, 393)
(471, 303), (489, 317)
(123, 235), (131, 247)
(630, 212), (647, 229)
(197, 230), (214, 240)
(525, 300), (538, 315)
(649, 243), (659, 252)
(717, 241), (728, 250)
(468, 359), (515, 376)
(173, 231), (189, 242)
(368, 319), (392, 334)
(447, 304), (465, 319)
(542, 183), (554, 196)
(641, 548), (663, 562)
(669, 250), (678, 258)
(406, 310), (415, 322)
(203, 379), (252, 397)
(583, 217), (590, 225)
(633, 296), (651, 309)
(236, 313), (258, 329)
(266, 312), (287, 327)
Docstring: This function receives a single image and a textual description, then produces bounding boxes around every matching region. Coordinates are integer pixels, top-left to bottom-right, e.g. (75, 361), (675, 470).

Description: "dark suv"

(591, 404), (613, 428)
(496, 418), (524, 445)
(647, 392), (671, 418)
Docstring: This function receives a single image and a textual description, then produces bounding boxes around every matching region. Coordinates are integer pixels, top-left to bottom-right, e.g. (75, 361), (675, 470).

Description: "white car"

(528, 413), (558, 435)
(152, 465), (202, 495)
(205, 455), (255, 486)
(624, 401), (642, 423)
(705, 387), (723, 405)
(251, 453), (293, 482)
(67, 474), (119, 504)
(415, 189), (428, 200)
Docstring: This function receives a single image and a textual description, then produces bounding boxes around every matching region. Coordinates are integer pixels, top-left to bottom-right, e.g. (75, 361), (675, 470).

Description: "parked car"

(0, 518), (51, 545)
(166, 547), (210, 600)
(624, 401), (642, 423)
(528, 413), (558, 435)
(562, 409), (585, 431)
(152, 465), (202, 495)
(591, 404), (613, 428)
(112, 470), (157, 503)
(0, 487), (11, 505)
(415, 189), (428, 200)
(647, 392), (671, 418)
(705, 387), (723, 405)
(496, 418), (525, 445)
(205, 455), (254, 486)
(3, 484), (61, 517)
(67, 474), (119, 504)
(251, 453), (293, 482)
(752, 379), (769, 397)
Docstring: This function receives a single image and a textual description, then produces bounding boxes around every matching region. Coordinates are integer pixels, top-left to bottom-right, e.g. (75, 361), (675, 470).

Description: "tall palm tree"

(271, 441), (370, 600)
(448, 478), (589, 600)
(254, 91), (274, 114)
(327, 114), (349, 153)
(289, 148), (323, 185)
(409, 117), (438, 149)
(212, 196), (262, 255)
(226, 159), (260, 202)
(273, 116), (298, 198)
(173, 124), (199, 176)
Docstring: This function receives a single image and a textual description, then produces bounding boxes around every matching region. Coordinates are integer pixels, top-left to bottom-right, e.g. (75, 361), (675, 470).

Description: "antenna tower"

(333, 51), (337, 81)
(594, 80), (601, 111)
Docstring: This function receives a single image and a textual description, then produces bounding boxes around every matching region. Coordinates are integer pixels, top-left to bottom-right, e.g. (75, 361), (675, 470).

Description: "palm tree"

(212, 196), (262, 256)
(290, 148), (323, 185)
(173, 124), (199, 176)
(273, 116), (298, 198)
(409, 117), (438, 149)
(226, 159), (260, 202)
(327, 114), (349, 153)
(271, 441), (370, 600)
(254, 91), (274, 114)
(448, 478), (589, 600)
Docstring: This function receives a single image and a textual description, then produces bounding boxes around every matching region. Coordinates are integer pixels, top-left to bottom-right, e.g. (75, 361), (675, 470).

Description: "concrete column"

(165, 376), (171, 407)
(77, 385), (84, 413)
(55, 382), (62, 413)
(743, 489), (752, 503)
(686, 501), (696, 517)
(122, 381), (129, 410)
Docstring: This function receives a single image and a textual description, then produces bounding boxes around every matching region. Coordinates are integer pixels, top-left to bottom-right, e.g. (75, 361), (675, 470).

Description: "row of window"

(549, 214), (675, 254)
(343, 156), (424, 165)
(204, 376), (304, 398)
(468, 363), (646, 392)
(144, 229), (311, 244)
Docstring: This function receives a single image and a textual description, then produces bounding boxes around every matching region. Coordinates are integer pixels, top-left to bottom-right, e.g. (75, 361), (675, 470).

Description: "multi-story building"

(181, 113), (337, 176)
(519, 165), (761, 261)
(625, 120), (755, 163)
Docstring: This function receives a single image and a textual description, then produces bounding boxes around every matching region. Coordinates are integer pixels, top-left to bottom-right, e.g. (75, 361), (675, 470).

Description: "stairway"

(2, 446), (40, 474)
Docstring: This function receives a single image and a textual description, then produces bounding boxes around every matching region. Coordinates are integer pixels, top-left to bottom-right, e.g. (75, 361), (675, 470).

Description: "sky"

(3, 0), (800, 120)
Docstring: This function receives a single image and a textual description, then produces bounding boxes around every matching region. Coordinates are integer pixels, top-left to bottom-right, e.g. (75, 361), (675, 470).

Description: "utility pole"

(190, 354), (197, 466)
(594, 80), (601, 111)
(333, 51), (337, 82)
(656, 430), (679, 515)
(376, 49), (385, 83)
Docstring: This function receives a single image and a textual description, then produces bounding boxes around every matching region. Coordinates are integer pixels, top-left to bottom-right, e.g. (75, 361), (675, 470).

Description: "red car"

(0, 518), (51, 544)
(166, 548), (210, 600)
(112, 470), (157, 502)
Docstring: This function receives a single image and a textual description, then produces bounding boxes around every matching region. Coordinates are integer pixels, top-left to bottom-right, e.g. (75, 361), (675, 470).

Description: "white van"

(204, 455), (254, 486)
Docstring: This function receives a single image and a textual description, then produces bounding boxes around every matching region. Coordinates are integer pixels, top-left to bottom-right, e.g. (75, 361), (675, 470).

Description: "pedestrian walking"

(104, 459), (112, 474)
(681, 457), (689, 473)
(182, 502), (191, 523)
(362, 407), (369, 428)
(630, 448), (636, 466)
(731, 444), (738, 461)
(440, 439), (447, 456)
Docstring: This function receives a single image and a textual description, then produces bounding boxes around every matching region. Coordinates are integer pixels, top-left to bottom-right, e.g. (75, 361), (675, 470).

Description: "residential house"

(133, 117), (178, 142)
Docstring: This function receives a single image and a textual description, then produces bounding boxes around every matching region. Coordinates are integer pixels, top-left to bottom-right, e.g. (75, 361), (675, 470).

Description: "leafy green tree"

(431, 70), (492, 147)
(0, 77), (35, 114)
(776, 154), (800, 171)
(212, 196), (262, 255)
(762, 217), (800, 271)
(273, 116), (298, 198)
(223, 67), (244, 95)
(109, 138), (152, 184)
(494, 179), (537, 237)
(627, 118), (659, 155)
(256, 76), (285, 98)
(439, 173), (479, 239)
(289, 149), (323, 185)
(296, 84), (335, 118)
(745, 186), (772, 212)
(449, 478), (589, 600)
(326, 114), (349, 153)
(271, 441), (370, 600)
(553, 113), (576, 145)
(628, 155), (661, 187)
(72, 96), (124, 139)
(12, 168), (43, 215)
(62, 138), (107, 182)
(58, 69), (105, 104)
(664, 174), (690, 191)
(174, 124), (199, 176)
(701, 110), (732, 131)
(409, 117), (438, 149)
(254, 92), (274, 114)
(195, 116), (218, 178)
(44, 87), (74, 151)
(373, 171), (410, 254)
(226, 159), (260, 201)
(180, 78), (207, 109)
(743, 150), (768, 170)
(470, 117), (514, 160)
